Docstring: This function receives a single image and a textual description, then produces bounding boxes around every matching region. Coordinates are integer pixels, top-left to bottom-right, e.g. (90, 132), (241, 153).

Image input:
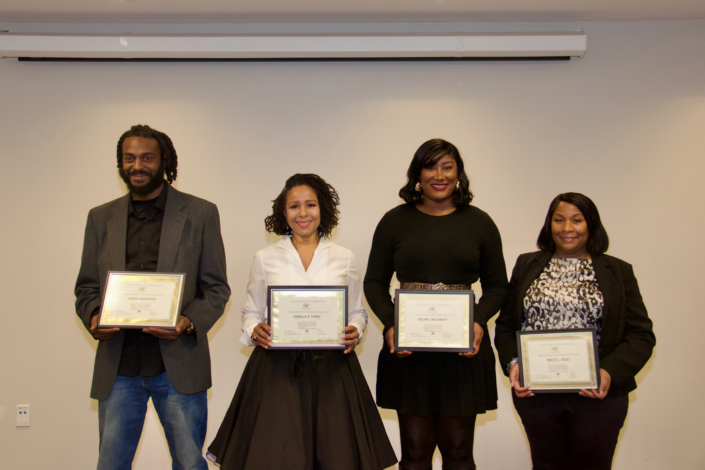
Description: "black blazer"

(75, 186), (231, 400)
(494, 251), (655, 397)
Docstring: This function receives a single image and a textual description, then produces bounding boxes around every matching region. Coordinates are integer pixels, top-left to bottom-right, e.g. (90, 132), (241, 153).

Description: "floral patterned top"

(522, 258), (604, 342)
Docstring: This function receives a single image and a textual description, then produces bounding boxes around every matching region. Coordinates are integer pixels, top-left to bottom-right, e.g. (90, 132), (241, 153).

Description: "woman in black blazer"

(494, 192), (655, 470)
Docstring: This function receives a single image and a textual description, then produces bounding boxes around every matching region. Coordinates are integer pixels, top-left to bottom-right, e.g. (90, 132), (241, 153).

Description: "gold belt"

(400, 282), (471, 291)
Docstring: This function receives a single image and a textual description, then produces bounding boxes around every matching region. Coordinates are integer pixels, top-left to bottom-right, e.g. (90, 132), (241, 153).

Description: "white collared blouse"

(240, 236), (368, 346)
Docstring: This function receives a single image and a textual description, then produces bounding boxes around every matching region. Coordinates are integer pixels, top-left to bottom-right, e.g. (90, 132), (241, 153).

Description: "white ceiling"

(1, 0), (705, 24)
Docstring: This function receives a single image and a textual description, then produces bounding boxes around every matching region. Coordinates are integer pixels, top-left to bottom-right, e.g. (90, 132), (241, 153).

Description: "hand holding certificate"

(516, 329), (600, 393)
(394, 290), (474, 353)
(98, 272), (186, 329)
(268, 286), (348, 349)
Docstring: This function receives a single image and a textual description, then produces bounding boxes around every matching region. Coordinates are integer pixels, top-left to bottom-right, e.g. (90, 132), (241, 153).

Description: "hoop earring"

(415, 182), (422, 192)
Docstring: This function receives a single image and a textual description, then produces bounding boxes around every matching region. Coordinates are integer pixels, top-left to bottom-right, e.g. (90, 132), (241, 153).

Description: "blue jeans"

(98, 372), (208, 470)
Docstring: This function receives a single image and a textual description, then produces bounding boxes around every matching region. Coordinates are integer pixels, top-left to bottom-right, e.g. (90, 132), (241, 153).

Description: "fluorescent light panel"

(0, 32), (586, 59)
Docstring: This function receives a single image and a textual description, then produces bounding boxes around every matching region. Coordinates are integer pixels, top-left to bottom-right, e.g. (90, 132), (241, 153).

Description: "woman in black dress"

(208, 174), (397, 470)
(364, 139), (509, 470)
(494, 193), (655, 470)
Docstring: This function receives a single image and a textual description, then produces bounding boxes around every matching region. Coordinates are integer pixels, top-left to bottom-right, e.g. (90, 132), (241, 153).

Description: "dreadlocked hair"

(116, 124), (178, 183)
(265, 174), (340, 239)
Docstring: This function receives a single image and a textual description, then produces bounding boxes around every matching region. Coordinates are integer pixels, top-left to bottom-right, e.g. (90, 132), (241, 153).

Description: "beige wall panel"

(0, 19), (703, 470)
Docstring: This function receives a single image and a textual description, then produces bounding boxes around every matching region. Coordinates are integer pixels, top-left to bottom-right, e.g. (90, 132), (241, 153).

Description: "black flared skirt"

(208, 347), (398, 470)
(376, 332), (498, 417)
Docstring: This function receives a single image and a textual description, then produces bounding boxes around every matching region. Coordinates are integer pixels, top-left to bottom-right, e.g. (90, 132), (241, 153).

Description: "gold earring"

(415, 182), (422, 192)
(455, 180), (460, 190)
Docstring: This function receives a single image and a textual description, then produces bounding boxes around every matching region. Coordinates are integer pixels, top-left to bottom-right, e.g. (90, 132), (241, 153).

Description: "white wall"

(0, 20), (703, 470)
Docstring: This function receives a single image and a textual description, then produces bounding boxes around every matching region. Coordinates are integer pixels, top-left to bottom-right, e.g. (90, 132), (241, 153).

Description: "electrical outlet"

(16, 405), (29, 427)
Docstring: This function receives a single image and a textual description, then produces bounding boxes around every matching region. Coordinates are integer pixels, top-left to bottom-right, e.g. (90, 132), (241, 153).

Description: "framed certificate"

(517, 328), (600, 393)
(394, 290), (474, 352)
(98, 271), (186, 329)
(267, 286), (347, 349)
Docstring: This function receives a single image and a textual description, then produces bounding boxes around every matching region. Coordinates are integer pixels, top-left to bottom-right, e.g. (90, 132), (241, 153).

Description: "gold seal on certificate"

(268, 286), (347, 349)
(517, 328), (600, 393)
(98, 271), (186, 329)
(394, 290), (474, 352)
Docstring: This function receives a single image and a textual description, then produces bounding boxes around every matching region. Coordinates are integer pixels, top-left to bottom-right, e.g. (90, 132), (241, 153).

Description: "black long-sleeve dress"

(364, 203), (509, 416)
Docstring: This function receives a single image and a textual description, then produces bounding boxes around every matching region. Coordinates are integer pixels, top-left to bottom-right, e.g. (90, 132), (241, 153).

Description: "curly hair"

(537, 192), (610, 255)
(116, 124), (178, 183)
(265, 174), (340, 238)
(398, 139), (473, 206)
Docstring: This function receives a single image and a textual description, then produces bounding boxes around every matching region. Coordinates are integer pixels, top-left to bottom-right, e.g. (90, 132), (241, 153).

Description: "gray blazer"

(75, 186), (231, 400)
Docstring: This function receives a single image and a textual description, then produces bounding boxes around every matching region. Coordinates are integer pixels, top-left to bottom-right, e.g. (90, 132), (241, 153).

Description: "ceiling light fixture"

(0, 32), (586, 61)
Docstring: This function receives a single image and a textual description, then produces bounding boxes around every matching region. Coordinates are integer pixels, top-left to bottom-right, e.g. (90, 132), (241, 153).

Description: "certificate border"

(517, 328), (600, 393)
(98, 271), (186, 330)
(267, 286), (348, 350)
(394, 290), (474, 352)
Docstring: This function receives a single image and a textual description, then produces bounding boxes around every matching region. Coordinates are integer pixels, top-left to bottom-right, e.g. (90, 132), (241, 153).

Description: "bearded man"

(75, 124), (230, 470)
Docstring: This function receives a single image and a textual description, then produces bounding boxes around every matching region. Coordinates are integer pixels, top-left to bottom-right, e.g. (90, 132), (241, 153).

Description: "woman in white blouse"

(208, 174), (397, 470)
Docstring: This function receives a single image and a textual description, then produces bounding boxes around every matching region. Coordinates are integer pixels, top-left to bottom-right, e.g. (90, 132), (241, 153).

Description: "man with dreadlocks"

(74, 124), (231, 470)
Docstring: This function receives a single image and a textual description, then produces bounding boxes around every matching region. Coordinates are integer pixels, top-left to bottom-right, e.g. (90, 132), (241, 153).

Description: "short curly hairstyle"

(116, 124), (178, 183)
(537, 192), (610, 255)
(398, 139), (473, 206)
(265, 174), (340, 238)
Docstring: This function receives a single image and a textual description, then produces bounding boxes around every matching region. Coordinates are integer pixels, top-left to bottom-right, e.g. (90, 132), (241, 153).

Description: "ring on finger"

(253, 334), (258, 342)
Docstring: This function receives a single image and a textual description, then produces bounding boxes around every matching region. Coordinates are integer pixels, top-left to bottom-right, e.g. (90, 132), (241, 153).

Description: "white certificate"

(395, 290), (474, 352)
(518, 329), (599, 392)
(268, 286), (347, 349)
(98, 272), (185, 329)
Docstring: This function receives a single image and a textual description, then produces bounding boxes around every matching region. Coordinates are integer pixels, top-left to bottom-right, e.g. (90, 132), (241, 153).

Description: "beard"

(119, 167), (165, 197)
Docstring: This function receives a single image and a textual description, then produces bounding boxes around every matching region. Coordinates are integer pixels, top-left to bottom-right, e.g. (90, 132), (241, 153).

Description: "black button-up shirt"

(117, 184), (168, 378)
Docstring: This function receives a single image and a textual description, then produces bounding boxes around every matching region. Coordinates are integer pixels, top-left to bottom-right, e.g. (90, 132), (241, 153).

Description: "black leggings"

(398, 413), (477, 470)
